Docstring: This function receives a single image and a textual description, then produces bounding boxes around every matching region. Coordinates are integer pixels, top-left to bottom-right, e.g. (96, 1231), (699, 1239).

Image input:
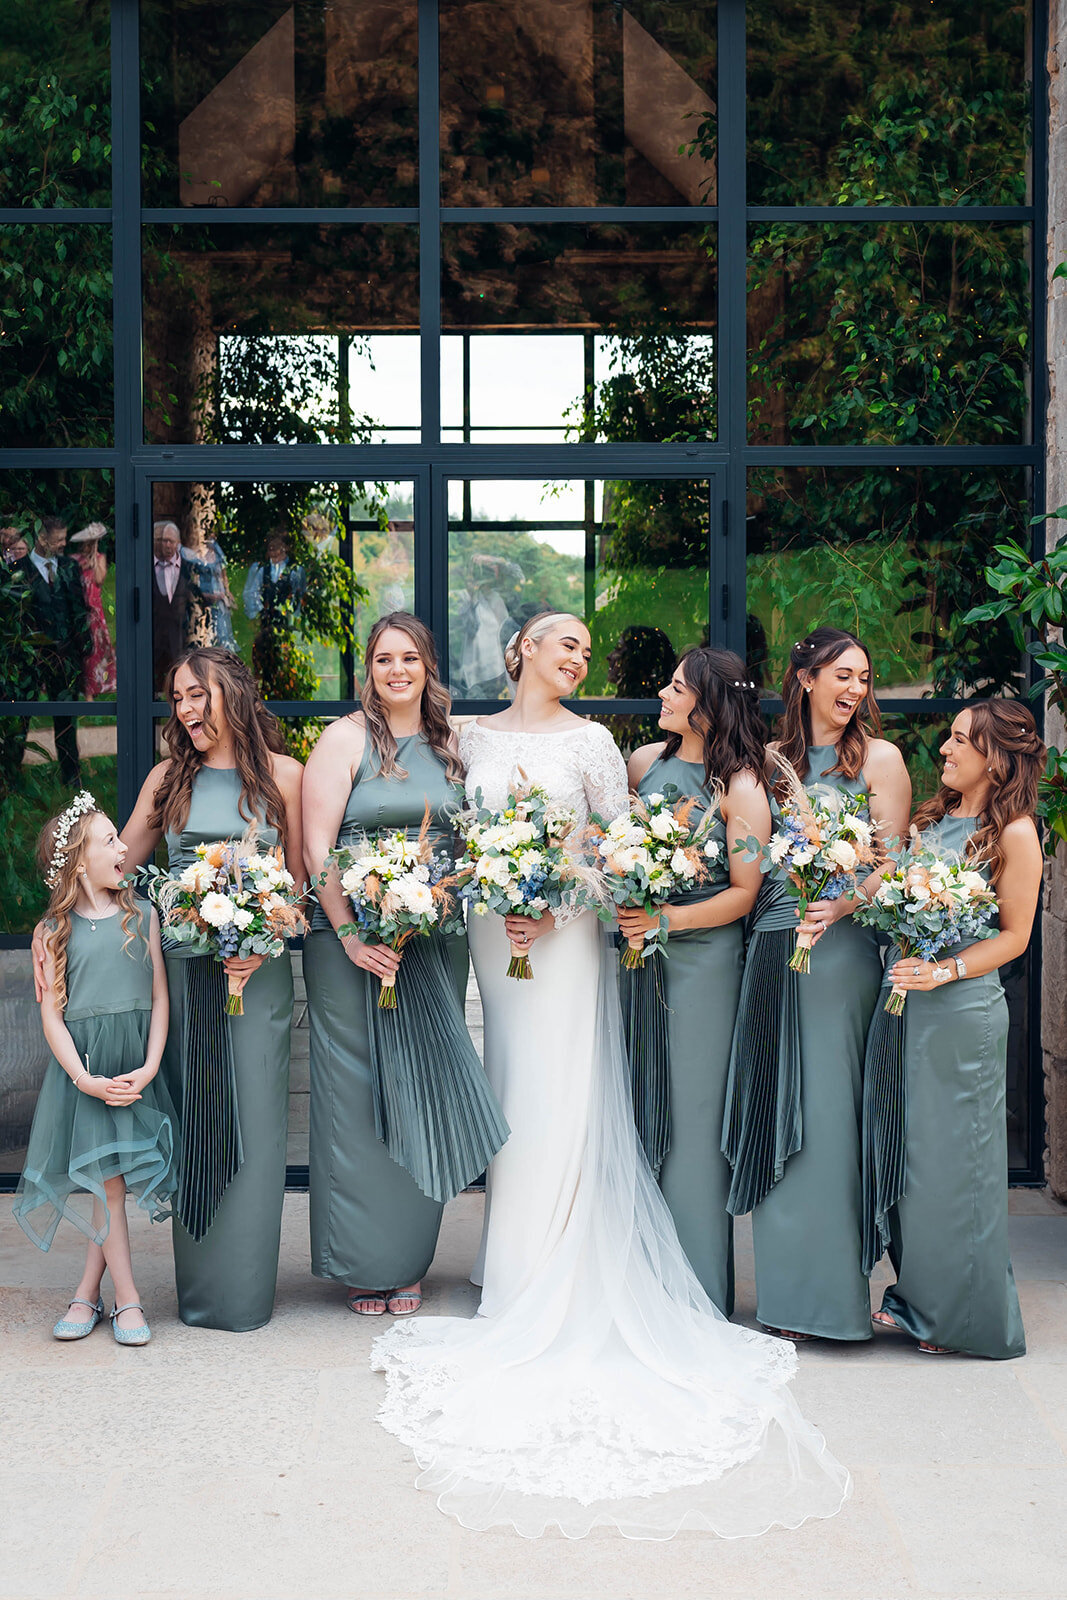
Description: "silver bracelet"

(953, 956), (968, 980)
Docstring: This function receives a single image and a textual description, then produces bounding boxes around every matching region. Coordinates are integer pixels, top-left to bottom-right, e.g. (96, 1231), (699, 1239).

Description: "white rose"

(703, 840), (721, 860)
(826, 839), (858, 872)
(649, 811), (679, 841)
(671, 848), (697, 879)
(874, 879), (895, 904)
(200, 892), (236, 928)
(908, 884), (931, 905)
(340, 864), (369, 894)
(645, 793), (664, 806)
(232, 907), (255, 931)
(961, 870), (988, 895)
(791, 848), (815, 867)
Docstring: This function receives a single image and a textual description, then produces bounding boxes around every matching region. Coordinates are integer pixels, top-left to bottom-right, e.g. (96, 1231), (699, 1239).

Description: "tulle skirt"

(14, 1009), (179, 1250)
(372, 915), (850, 1540)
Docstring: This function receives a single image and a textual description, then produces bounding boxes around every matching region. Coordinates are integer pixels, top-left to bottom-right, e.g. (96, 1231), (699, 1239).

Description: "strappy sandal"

(53, 1296), (104, 1340)
(110, 1302), (151, 1346)
(346, 1289), (387, 1317)
(871, 1310), (906, 1333)
(917, 1340), (956, 1355)
(760, 1323), (817, 1343)
(387, 1285), (423, 1317)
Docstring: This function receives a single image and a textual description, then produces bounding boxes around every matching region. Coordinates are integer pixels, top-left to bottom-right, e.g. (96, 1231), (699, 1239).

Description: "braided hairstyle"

(503, 612), (584, 683)
(912, 701), (1046, 881)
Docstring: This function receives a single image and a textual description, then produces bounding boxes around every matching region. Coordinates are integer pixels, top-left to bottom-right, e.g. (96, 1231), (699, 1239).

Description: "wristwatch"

(953, 956), (968, 980)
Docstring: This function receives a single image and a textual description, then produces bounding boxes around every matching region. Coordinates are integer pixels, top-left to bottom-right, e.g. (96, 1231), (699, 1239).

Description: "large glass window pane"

(142, 225), (418, 444)
(0, 226), (112, 447)
(748, 224), (1030, 446)
(447, 477), (709, 701)
(149, 478), (414, 732)
(745, 467), (1028, 699)
(443, 225), (716, 444)
(1, 469), (117, 711)
(440, 0), (716, 206)
(0, 713), (118, 934)
(0, 2), (111, 206)
(747, 0), (1031, 206)
(141, 1), (418, 207)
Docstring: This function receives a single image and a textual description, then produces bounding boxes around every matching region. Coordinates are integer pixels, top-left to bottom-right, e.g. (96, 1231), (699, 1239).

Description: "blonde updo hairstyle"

(504, 612), (585, 683)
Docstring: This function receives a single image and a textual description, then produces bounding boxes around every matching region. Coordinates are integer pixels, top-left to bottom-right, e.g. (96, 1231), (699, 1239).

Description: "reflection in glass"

(745, 467), (1027, 698)
(141, 1), (417, 207)
(0, 949), (50, 1177)
(440, 0), (716, 206)
(747, 0), (1030, 206)
(0, 2), (111, 205)
(446, 478), (709, 701)
(0, 714), (118, 933)
(748, 224), (1030, 447)
(143, 226), (418, 446)
(0, 226), (113, 447)
(150, 479), (413, 732)
(0, 473), (117, 739)
(443, 226), (716, 445)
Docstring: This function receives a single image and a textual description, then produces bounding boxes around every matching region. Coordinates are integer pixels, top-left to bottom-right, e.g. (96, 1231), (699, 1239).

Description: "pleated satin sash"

(621, 955), (671, 1177)
(860, 996), (907, 1275)
(176, 956), (243, 1242)
(366, 934), (510, 1203)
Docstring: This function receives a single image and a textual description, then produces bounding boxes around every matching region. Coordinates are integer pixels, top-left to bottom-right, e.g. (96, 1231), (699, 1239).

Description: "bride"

(373, 612), (850, 1539)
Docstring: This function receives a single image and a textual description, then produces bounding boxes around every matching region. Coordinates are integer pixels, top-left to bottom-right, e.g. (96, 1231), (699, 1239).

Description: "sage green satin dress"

(872, 814), (1024, 1358)
(164, 767), (293, 1332)
(633, 754), (743, 1315)
(304, 732), (469, 1291)
(724, 744), (880, 1340)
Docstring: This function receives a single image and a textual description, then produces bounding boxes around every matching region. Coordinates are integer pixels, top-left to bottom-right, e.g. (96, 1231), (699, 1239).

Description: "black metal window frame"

(0, 0), (1049, 1181)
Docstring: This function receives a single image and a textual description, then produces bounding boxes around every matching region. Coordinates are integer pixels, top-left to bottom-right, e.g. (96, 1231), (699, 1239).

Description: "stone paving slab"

(1, 1192), (1065, 1600)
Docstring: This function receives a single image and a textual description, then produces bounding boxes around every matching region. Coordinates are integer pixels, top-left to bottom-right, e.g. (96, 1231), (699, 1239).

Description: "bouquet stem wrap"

(789, 928), (814, 974)
(366, 934), (510, 1202)
(620, 935), (648, 971)
(507, 942), (533, 980)
(226, 975), (245, 1016)
(177, 956), (243, 1241)
(620, 954), (670, 1175)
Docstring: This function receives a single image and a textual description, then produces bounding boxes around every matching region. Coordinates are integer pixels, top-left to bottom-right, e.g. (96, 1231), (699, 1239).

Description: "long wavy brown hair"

(662, 647), (767, 792)
(358, 613), (463, 786)
(775, 627), (881, 800)
(149, 648), (289, 837)
(912, 701), (1045, 882)
(36, 811), (145, 1013)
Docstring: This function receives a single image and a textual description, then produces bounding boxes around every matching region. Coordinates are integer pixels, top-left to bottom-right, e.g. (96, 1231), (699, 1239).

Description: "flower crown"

(45, 791), (98, 888)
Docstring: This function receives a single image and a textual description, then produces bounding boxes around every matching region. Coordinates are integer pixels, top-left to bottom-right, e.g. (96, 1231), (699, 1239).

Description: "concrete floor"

(2, 1189), (1066, 1600)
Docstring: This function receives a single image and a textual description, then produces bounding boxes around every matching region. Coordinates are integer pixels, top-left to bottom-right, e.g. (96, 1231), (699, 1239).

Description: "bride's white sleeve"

(554, 722), (629, 931)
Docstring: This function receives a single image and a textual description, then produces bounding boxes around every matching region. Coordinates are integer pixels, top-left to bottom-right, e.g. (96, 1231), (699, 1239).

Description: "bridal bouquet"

(855, 835), (997, 1013)
(589, 786), (721, 968)
(737, 764), (879, 973)
(328, 816), (461, 1009)
(455, 773), (591, 978)
(145, 839), (305, 1014)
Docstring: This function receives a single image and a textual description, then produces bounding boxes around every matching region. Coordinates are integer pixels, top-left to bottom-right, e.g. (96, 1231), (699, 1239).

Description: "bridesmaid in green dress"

(620, 647), (771, 1315)
(866, 701), (1043, 1357)
(302, 613), (469, 1318)
(121, 648), (305, 1331)
(723, 628), (911, 1342)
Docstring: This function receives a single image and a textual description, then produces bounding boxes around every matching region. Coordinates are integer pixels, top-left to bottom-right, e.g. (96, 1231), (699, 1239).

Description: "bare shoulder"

(727, 765), (764, 797)
(138, 758), (172, 805)
(865, 737), (908, 778)
(1001, 814), (1042, 854)
(305, 713), (365, 766)
(627, 741), (665, 786)
(271, 752), (305, 791)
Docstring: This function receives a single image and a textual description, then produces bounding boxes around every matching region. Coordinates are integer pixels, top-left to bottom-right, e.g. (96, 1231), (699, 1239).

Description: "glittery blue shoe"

(110, 1302), (151, 1346)
(53, 1297), (104, 1340)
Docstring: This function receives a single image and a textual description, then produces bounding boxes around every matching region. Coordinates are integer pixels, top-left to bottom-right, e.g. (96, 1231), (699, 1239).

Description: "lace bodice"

(459, 718), (628, 829)
(459, 719), (629, 931)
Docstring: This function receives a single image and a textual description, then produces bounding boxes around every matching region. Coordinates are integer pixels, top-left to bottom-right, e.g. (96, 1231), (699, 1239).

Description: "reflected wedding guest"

(181, 521), (236, 651)
(2, 526), (29, 565)
(14, 515), (91, 784)
(243, 530), (306, 622)
(152, 521), (190, 695)
(69, 523), (117, 700)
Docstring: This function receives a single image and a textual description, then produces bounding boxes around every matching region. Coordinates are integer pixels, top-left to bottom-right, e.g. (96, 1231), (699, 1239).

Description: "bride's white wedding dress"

(372, 719), (850, 1539)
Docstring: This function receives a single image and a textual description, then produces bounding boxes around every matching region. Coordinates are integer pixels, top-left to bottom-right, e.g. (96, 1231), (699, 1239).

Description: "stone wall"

(1044, 0), (1067, 1197)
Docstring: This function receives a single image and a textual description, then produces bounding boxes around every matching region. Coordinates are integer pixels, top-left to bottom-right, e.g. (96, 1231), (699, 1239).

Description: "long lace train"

(372, 919), (850, 1539)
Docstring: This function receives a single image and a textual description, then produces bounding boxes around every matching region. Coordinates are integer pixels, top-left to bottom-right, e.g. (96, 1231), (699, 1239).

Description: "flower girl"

(14, 794), (178, 1345)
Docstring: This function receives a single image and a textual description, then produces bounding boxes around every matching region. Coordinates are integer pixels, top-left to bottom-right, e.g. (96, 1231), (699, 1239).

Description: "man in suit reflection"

(14, 514), (91, 785)
(152, 519), (190, 696)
